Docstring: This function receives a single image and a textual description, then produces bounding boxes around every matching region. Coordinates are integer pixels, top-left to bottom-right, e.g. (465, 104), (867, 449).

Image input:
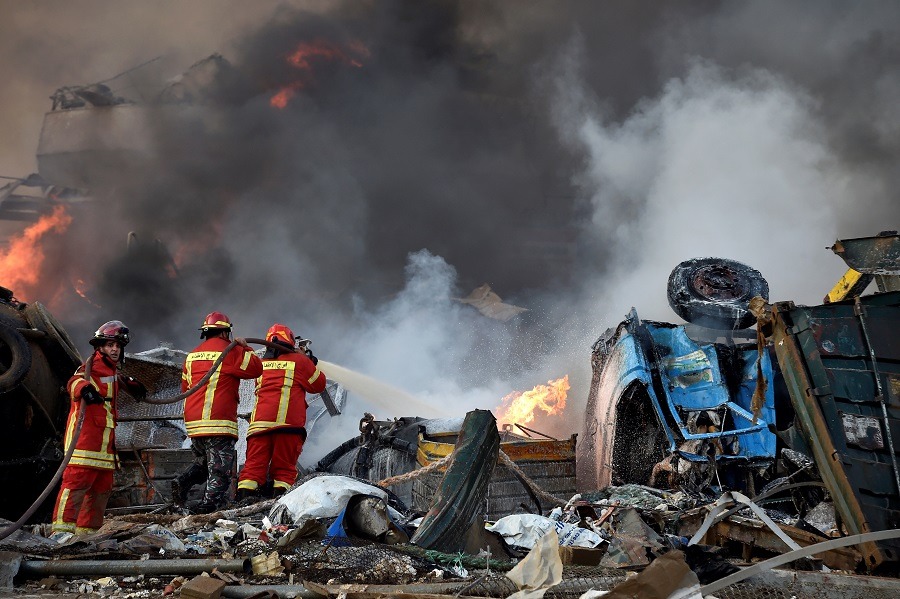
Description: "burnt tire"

(667, 257), (768, 330)
(24, 301), (81, 371)
(0, 323), (31, 393)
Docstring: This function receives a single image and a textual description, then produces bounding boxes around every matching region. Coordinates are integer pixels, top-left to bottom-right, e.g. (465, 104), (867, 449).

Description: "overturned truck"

(580, 232), (900, 570)
(0, 288), (83, 521)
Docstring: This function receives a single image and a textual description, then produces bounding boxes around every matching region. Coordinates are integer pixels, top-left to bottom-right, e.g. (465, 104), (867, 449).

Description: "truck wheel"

(0, 323), (32, 393)
(667, 257), (769, 330)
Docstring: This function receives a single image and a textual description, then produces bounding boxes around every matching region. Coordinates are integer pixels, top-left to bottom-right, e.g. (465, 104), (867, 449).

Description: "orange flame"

(270, 83), (301, 109)
(0, 206), (72, 299)
(73, 278), (101, 308)
(495, 375), (569, 427)
(270, 38), (369, 108)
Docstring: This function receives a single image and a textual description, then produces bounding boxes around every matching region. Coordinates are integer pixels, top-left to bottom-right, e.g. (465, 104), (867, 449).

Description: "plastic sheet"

(488, 514), (604, 549)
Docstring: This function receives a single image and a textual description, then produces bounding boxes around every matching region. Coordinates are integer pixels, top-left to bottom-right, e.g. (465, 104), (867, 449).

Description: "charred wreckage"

(2, 72), (900, 593)
(0, 234), (894, 598)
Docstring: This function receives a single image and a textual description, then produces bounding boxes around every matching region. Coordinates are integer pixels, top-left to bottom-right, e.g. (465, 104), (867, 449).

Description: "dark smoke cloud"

(1, 1), (899, 457)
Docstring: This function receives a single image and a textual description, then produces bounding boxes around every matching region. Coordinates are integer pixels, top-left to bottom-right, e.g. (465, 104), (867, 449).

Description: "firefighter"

(173, 311), (263, 513)
(237, 324), (326, 501)
(51, 320), (147, 537)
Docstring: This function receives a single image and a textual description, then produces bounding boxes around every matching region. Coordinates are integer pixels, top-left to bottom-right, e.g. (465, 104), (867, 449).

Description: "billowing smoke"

(1, 1), (899, 462)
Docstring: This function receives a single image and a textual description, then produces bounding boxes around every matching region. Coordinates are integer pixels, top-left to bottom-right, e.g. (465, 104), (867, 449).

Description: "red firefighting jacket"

(248, 351), (326, 437)
(64, 351), (119, 470)
(182, 337), (263, 438)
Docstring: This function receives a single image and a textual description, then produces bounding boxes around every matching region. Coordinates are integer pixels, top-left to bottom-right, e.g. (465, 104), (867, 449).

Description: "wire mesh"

(280, 543), (900, 599)
(285, 537), (461, 585)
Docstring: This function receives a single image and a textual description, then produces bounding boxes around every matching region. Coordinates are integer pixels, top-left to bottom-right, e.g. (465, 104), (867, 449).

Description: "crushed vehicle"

(0, 288), (83, 521)
(579, 231), (900, 570)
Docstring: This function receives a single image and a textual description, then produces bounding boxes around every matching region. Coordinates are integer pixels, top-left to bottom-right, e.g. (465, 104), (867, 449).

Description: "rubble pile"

(4, 414), (900, 599)
(2, 235), (900, 597)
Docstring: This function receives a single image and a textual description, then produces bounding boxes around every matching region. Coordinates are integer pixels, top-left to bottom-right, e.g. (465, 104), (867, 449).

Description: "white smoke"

(553, 52), (850, 326)
(301, 249), (525, 465)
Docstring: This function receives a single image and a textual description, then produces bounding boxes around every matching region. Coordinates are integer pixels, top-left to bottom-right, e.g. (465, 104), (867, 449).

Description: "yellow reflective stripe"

(52, 522), (75, 533)
(250, 378), (262, 421)
(308, 368), (321, 385)
(240, 351), (252, 370)
(185, 420), (238, 436)
(54, 488), (71, 526)
(202, 368), (222, 421)
(273, 480), (291, 490)
(63, 408), (77, 452)
(101, 425), (112, 456)
(67, 378), (81, 397)
(75, 526), (99, 535)
(71, 448), (116, 460)
(277, 362), (295, 423)
(237, 480), (258, 490)
(69, 456), (115, 469)
(247, 421), (280, 434)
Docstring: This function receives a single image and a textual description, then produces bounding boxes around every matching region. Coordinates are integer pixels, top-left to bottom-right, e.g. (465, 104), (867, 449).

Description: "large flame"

(0, 206), (72, 300)
(270, 38), (370, 109)
(495, 375), (570, 428)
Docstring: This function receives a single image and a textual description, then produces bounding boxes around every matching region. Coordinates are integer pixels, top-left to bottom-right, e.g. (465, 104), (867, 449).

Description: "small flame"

(0, 206), (72, 300)
(270, 83), (301, 109)
(270, 38), (369, 108)
(495, 375), (570, 428)
(271, 88), (294, 109)
(287, 39), (369, 70)
(73, 278), (101, 308)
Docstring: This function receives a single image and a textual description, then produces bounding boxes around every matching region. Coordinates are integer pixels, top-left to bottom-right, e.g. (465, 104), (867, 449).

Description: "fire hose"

(0, 337), (319, 542)
(141, 337), (316, 405)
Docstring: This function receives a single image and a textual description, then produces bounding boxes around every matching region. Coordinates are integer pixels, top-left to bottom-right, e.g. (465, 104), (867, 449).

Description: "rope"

(498, 450), (567, 507)
(378, 448), (568, 508)
(377, 453), (454, 487)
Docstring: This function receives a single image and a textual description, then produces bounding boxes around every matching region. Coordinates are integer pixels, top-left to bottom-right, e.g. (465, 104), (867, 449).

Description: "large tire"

(0, 322), (31, 393)
(667, 257), (769, 330)
(24, 301), (82, 371)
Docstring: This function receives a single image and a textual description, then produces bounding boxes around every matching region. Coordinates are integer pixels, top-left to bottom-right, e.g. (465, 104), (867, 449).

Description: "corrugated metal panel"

(772, 290), (900, 569)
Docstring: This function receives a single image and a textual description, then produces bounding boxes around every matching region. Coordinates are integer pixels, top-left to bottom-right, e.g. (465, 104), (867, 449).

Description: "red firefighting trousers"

(238, 431), (304, 491)
(51, 465), (114, 534)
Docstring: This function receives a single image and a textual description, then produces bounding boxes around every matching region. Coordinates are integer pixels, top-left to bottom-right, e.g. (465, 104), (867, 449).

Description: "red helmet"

(266, 323), (295, 347)
(199, 311), (233, 333)
(90, 320), (130, 348)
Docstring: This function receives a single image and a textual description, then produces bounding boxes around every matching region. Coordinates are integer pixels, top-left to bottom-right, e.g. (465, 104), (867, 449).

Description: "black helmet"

(90, 320), (130, 348)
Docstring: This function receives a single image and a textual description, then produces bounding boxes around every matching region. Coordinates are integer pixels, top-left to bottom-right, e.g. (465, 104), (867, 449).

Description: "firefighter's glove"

(81, 386), (104, 405)
(305, 351), (318, 366)
(123, 376), (147, 401)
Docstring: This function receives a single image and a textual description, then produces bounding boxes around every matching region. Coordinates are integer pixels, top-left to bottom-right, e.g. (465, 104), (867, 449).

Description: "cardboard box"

(558, 545), (605, 566)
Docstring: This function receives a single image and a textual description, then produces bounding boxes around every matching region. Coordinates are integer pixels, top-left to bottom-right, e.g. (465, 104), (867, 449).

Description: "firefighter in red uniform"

(51, 321), (146, 537)
(173, 311), (263, 513)
(237, 324), (326, 500)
